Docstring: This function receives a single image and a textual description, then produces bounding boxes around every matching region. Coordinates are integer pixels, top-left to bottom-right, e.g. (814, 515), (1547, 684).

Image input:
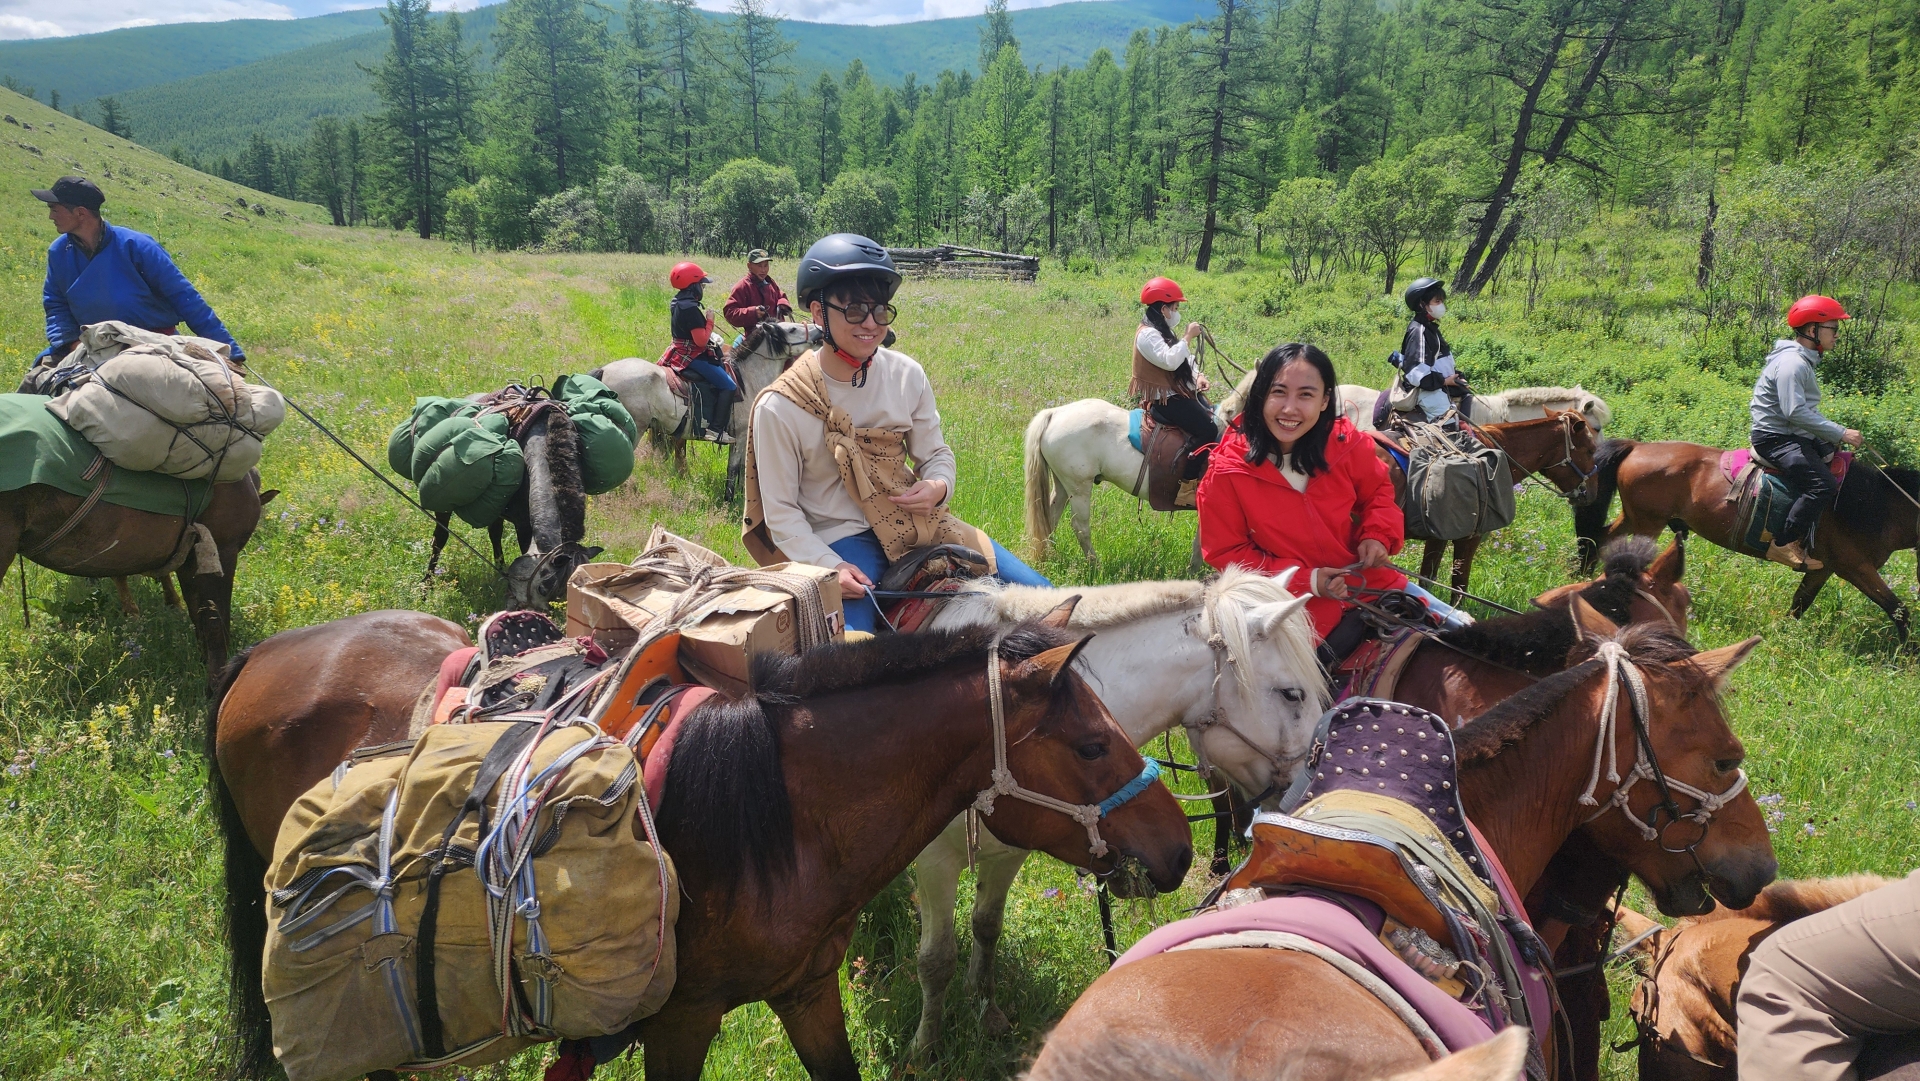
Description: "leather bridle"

(1471, 413), (1597, 502)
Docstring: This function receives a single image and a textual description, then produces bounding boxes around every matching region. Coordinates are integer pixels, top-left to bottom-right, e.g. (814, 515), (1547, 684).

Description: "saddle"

(1221, 699), (1554, 1067)
(1719, 448), (1852, 553)
(656, 349), (742, 438)
(1128, 408), (1199, 511)
(876, 542), (993, 633)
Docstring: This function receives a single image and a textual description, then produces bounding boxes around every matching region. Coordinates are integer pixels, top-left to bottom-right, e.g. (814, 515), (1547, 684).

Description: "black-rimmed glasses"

(825, 300), (898, 326)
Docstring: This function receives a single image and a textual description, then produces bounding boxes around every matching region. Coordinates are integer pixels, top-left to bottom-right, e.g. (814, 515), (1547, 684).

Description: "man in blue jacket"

(35, 175), (245, 364)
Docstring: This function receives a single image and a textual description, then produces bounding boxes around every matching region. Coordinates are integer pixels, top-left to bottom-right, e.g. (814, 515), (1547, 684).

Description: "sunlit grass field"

(0, 86), (1914, 1079)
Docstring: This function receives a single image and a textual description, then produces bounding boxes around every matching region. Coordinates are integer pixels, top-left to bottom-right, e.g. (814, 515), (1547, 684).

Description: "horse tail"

(205, 645), (276, 1080)
(1023, 407), (1057, 561)
(587, 365), (605, 382)
(1573, 438), (1637, 575)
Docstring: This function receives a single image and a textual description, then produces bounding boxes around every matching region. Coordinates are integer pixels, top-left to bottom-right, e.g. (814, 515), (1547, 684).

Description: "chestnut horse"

(1030, 604), (1777, 1081)
(0, 473), (267, 677)
(208, 607), (1192, 1081)
(1573, 439), (1920, 641)
(1375, 410), (1599, 596)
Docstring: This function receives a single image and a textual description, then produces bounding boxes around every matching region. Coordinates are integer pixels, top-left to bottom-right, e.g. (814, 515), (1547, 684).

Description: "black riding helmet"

(1404, 277), (1446, 313)
(797, 233), (901, 306)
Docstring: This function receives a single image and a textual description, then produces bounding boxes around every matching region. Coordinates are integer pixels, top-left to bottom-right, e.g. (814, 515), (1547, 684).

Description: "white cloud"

(0, 12), (66, 38)
(0, 0), (297, 38)
(694, 0), (1087, 27)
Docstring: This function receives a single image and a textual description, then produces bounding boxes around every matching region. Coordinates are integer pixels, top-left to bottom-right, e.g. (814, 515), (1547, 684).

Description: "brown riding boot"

(1765, 539), (1823, 572)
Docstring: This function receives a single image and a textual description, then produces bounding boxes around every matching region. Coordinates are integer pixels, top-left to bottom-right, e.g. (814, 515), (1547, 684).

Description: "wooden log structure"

(886, 244), (1039, 281)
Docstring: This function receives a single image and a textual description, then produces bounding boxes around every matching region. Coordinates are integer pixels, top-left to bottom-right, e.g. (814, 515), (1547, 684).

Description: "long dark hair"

(1241, 342), (1340, 476)
(1143, 301), (1178, 346)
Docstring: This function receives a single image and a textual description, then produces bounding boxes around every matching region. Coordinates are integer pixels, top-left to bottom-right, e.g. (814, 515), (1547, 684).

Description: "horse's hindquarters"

(1034, 949), (1430, 1081)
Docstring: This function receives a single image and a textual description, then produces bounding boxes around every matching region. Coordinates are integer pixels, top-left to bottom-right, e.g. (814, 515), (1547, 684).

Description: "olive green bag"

(262, 721), (678, 1081)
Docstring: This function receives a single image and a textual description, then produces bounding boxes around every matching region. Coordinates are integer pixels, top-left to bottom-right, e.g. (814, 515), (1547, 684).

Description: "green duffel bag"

(410, 405), (484, 487)
(572, 411), (636, 494)
(553, 373), (638, 443)
(416, 414), (525, 524)
(389, 397), (471, 480)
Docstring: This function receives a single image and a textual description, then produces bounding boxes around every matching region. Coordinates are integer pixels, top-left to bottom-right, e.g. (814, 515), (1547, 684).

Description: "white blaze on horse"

(1329, 382), (1614, 433)
(593, 320), (813, 500)
(907, 567), (1326, 1054)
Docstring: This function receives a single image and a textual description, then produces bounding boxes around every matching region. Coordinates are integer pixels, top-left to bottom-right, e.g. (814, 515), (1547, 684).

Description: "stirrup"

(1765, 541), (1822, 572)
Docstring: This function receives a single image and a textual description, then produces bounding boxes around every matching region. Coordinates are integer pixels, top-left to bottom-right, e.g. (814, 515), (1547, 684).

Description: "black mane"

(655, 620), (1079, 902)
(1453, 624), (1698, 765)
(1432, 537), (1657, 675)
(1835, 463), (1920, 537)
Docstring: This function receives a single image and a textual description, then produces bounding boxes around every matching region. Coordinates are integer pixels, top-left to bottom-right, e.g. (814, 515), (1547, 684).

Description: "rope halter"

(1578, 641), (1749, 855)
(971, 636), (1161, 861)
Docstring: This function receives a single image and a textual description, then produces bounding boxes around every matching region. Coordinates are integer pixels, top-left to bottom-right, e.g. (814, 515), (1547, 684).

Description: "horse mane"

(655, 621), (1079, 901)
(956, 577), (1203, 629)
(1206, 567), (1328, 712)
(728, 320), (775, 363)
(522, 405), (586, 544)
(1490, 385), (1612, 427)
(1835, 463), (1920, 537)
(1694, 874), (1891, 925)
(1432, 537), (1655, 675)
(1453, 624), (1698, 766)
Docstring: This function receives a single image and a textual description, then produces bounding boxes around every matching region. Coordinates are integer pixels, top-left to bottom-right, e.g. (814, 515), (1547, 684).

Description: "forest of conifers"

(177, 0), (1920, 312)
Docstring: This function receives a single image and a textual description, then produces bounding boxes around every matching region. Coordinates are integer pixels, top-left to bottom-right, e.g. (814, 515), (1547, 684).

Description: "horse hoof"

(980, 1003), (1011, 1036)
(910, 1027), (942, 1060)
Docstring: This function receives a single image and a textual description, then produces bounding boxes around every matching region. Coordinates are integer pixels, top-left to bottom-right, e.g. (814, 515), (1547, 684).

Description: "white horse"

(908, 567), (1326, 1054)
(592, 320), (813, 500)
(1021, 398), (1149, 563)
(1332, 381), (1613, 433)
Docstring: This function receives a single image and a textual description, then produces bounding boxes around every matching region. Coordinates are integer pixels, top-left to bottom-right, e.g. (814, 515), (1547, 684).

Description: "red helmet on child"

(1786, 295), (1850, 329)
(1140, 277), (1185, 305)
(670, 261), (712, 290)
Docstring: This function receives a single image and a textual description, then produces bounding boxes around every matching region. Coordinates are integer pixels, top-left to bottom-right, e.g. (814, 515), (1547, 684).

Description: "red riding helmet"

(670, 261), (712, 290)
(1787, 295), (1850, 329)
(1140, 277), (1185, 306)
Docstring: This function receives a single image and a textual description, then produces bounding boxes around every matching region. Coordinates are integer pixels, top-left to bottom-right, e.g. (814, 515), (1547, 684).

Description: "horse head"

(1197, 567), (1325, 805)
(1540, 407), (1601, 505)
(504, 540), (603, 611)
(989, 614), (1192, 899)
(1563, 597), (1774, 916)
(733, 320), (814, 371)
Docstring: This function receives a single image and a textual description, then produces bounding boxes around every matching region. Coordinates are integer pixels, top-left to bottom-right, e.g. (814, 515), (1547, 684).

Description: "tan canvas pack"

(1399, 423), (1516, 542)
(262, 721), (677, 1081)
(43, 320), (285, 481)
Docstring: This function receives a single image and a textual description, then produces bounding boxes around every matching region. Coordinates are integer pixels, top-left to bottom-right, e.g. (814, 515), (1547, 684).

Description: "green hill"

(0, 9), (388, 110)
(87, 0), (1204, 162)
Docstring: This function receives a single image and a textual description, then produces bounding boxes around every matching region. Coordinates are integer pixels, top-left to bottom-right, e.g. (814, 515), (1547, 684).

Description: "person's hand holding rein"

(1843, 428), (1865, 448)
(835, 561), (873, 600)
(1356, 538), (1390, 568)
(1311, 567), (1351, 600)
(889, 477), (949, 515)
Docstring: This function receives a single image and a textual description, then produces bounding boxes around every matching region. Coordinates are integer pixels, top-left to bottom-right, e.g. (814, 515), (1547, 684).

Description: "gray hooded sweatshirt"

(1751, 339), (1845, 444)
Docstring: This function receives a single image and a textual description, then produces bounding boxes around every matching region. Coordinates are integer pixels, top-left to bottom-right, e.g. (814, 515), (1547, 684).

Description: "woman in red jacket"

(1198, 342), (1467, 663)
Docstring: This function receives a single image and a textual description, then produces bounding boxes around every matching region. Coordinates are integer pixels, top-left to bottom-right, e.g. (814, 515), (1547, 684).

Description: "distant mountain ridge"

(0, 0), (1205, 163)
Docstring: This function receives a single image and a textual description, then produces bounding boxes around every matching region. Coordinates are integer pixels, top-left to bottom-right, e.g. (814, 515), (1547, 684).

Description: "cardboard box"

(565, 541), (843, 696)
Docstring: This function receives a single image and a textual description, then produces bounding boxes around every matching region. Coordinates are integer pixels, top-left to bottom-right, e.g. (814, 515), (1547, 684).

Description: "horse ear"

(1251, 595), (1309, 640)
(1385, 1027), (1529, 1081)
(1037, 595), (1082, 629)
(1532, 581), (1581, 610)
(1568, 594), (1620, 642)
(1690, 636), (1762, 691)
(258, 488), (280, 506)
(1608, 904), (1665, 959)
(1012, 637), (1096, 694)
(1650, 537), (1685, 585)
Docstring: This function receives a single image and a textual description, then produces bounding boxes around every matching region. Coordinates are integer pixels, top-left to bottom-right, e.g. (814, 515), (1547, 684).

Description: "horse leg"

(1450, 533), (1483, 597)
(638, 1002), (728, 1081)
(673, 437), (688, 474)
(1420, 539), (1446, 584)
(114, 577), (139, 616)
(178, 557), (236, 676)
(424, 512), (452, 580)
(911, 824), (966, 1056)
(1068, 481), (1097, 563)
(1830, 560), (1911, 644)
(1188, 531), (1205, 575)
(965, 838), (1030, 1037)
(160, 574), (181, 608)
(767, 972), (860, 1081)
(488, 519), (505, 569)
(1789, 569), (1833, 619)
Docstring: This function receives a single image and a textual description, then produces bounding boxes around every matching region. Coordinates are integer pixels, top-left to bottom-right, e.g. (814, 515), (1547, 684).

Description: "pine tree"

(1179, 0), (1265, 271)
(980, 0), (1020, 73)
(716, 0), (795, 158)
(488, 0), (614, 194)
(305, 117), (350, 225)
(657, 0), (713, 190)
(807, 72), (842, 191)
(364, 0), (475, 237)
(970, 43), (1033, 205)
(97, 97), (133, 140)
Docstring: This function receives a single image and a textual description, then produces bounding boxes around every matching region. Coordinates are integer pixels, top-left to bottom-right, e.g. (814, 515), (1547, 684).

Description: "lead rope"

(973, 637), (1117, 858)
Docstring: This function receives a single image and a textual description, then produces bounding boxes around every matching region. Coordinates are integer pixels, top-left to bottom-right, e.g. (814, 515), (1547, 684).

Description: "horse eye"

(1276, 687), (1305, 703)
(1715, 758), (1742, 773)
(1077, 742), (1108, 761)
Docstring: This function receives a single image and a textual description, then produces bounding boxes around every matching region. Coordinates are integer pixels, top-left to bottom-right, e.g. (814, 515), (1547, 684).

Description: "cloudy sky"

(0, 0), (1066, 39)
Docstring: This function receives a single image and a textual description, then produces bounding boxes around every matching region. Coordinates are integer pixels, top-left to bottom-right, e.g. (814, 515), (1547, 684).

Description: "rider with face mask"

(664, 260), (736, 443)
(1392, 278), (1468, 427)
(1133, 277), (1217, 478)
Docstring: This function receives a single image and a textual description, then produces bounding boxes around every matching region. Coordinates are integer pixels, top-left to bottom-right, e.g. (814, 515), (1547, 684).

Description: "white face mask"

(1165, 307), (1181, 325)
(1429, 301), (1446, 318)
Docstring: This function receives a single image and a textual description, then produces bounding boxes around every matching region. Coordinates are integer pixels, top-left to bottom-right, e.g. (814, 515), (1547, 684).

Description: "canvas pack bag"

(261, 720), (678, 1081)
(43, 321), (285, 482)
(1400, 424), (1516, 541)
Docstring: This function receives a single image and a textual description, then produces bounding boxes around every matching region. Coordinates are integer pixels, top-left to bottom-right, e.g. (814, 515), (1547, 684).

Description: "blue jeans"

(1403, 581), (1473, 630)
(828, 529), (1050, 634)
(681, 356), (735, 433)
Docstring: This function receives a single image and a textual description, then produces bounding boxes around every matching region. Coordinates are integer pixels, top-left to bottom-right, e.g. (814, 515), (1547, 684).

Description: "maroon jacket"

(723, 274), (791, 335)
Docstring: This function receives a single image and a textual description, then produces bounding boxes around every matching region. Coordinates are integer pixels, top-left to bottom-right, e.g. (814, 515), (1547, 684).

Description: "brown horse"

(209, 607), (1193, 1081)
(1377, 410), (1599, 596)
(1573, 439), (1920, 641)
(1613, 876), (1901, 1081)
(0, 473), (268, 675)
(1030, 603), (1776, 1081)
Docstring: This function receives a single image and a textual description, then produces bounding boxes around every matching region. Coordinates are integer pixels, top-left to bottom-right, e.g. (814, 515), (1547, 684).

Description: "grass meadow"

(0, 86), (1914, 1079)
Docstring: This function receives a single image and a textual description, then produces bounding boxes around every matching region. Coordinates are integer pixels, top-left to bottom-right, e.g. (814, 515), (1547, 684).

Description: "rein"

(971, 636), (1161, 860)
(1467, 414), (1595, 502)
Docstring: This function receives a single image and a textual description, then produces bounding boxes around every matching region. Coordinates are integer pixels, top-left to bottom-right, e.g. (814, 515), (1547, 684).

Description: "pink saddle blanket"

(1115, 893), (1496, 1053)
(1720, 447), (1852, 487)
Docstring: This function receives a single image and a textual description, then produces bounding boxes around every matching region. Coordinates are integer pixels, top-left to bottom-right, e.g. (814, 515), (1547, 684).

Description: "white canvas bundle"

(45, 320), (286, 482)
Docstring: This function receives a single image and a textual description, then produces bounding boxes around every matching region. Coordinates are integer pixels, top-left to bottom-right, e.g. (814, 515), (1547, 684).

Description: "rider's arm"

(127, 231), (245, 360)
(902, 362), (957, 504)
(1135, 324), (1193, 372)
(42, 245), (78, 355)
(1345, 432), (1406, 556)
(1196, 469), (1305, 580)
(722, 280), (757, 328)
(1399, 324), (1442, 390)
(747, 396), (847, 570)
(1780, 360), (1847, 443)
